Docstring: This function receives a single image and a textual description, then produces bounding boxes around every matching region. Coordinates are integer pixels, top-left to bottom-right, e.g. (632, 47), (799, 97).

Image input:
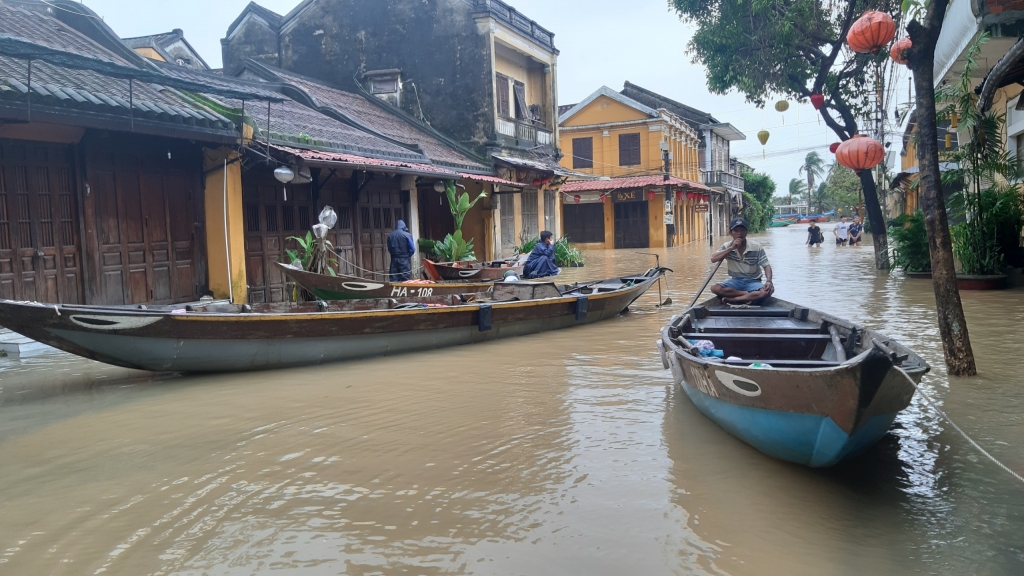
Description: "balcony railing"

(497, 117), (554, 147)
(701, 170), (745, 192)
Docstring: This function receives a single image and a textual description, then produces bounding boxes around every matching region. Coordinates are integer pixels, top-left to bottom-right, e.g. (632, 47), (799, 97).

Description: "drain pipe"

(223, 159), (233, 304)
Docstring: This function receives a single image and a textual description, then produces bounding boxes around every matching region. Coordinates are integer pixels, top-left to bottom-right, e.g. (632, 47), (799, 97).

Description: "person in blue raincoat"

(387, 220), (416, 281)
(523, 230), (561, 279)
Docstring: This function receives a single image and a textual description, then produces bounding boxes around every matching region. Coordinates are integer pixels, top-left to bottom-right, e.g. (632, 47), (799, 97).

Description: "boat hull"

(679, 379), (899, 467)
(0, 270), (665, 373)
(277, 263), (492, 301)
(424, 260), (524, 281)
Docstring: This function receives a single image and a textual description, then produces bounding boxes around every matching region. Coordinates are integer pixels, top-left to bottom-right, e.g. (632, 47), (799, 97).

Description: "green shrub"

(889, 211), (931, 273)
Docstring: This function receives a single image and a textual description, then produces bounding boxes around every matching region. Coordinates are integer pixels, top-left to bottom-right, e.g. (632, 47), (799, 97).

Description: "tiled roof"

(561, 175), (713, 193)
(621, 82), (718, 128)
(273, 144), (456, 177)
(248, 64), (488, 171)
(0, 3), (131, 66)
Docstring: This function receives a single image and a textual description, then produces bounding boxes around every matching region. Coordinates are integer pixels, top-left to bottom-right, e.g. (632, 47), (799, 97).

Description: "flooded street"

(2, 224), (1023, 575)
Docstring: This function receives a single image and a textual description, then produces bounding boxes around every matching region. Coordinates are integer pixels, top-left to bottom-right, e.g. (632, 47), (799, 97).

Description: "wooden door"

(243, 181), (313, 303)
(89, 149), (200, 305)
(356, 185), (402, 275)
(0, 142), (81, 303)
(521, 189), (538, 242)
(499, 194), (516, 255)
(614, 201), (649, 249)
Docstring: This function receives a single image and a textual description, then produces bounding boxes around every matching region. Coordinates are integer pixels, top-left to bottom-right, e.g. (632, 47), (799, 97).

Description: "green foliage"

(742, 170), (776, 206)
(809, 182), (829, 213)
(822, 163), (862, 213)
(788, 178), (808, 203)
(799, 152), (827, 201)
(741, 192), (773, 233)
(938, 35), (1024, 275)
(442, 180), (487, 232)
(889, 211), (931, 272)
(421, 231), (476, 262)
(514, 236), (585, 267)
(285, 231), (316, 270)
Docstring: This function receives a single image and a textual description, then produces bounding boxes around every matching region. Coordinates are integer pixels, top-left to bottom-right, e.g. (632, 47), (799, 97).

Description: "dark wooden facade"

(243, 167), (405, 303)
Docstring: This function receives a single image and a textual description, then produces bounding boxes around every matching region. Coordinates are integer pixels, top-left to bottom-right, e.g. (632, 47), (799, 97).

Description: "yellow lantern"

(757, 130), (770, 145)
(774, 100), (790, 112)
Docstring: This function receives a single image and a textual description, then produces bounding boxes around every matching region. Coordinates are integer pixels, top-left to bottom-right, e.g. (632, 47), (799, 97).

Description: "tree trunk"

(908, 3), (977, 376)
(857, 171), (891, 270)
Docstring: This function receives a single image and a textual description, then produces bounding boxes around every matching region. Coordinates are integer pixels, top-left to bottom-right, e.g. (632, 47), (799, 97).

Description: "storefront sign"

(613, 189), (645, 203)
(694, 203), (710, 213)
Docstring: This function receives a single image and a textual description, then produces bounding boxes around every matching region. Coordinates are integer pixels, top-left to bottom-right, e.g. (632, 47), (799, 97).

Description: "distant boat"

(796, 210), (835, 223)
(769, 220), (792, 228)
(657, 297), (929, 467)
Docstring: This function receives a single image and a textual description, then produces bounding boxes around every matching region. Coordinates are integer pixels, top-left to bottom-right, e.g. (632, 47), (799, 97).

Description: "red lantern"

(811, 94), (825, 110)
(600, 194), (607, 204)
(847, 10), (896, 54)
(890, 38), (912, 65)
(676, 190), (683, 201)
(829, 142), (840, 154)
(532, 178), (542, 187)
(835, 134), (884, 171)
(573, 194), (581, 204)
(647, 190), (656, 201)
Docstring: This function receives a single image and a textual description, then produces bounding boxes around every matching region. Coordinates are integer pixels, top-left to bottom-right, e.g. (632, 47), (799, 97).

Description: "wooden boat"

(769, 221), (791, 228)
(795, 210), (835, 224)
(657, 298), (929, 467)
(423, 259), (524, 282)
(277, 262), (493, 301)
(0, 267), (668, 373)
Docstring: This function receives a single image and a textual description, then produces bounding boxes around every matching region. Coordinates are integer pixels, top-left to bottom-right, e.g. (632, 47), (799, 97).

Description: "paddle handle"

(689, 259), (723, 309)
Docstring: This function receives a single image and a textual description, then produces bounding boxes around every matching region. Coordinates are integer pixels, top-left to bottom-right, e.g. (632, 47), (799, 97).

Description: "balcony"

(497, 117), (554, 148)
(701, 170), (745, 193)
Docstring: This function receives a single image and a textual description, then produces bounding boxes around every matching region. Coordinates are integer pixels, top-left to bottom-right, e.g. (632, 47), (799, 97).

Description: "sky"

(75, 0), (907, 195)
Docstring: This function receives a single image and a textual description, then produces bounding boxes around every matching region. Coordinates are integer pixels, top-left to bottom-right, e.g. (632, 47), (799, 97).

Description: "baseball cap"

(729, 217), (748, 230)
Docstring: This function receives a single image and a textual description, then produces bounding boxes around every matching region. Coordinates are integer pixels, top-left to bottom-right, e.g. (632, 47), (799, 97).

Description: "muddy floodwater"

(2, 224), (1023, 575)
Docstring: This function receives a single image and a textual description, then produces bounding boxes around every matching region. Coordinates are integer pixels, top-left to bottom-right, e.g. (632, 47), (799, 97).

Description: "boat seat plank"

(680, 333), (833, 341)
(717, 359), (842, 367)
(706, 307), (791, 317)
(690, 316), (822, 334)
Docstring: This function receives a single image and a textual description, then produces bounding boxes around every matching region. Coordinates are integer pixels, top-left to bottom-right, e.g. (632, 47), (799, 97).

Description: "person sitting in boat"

(523, 231), (561, 279)
(710, 217), (774, 305)
(387, 220), (416, 281)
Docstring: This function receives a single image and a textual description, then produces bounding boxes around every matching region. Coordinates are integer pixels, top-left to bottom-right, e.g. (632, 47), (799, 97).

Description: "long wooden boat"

(0, 267), (668, 373)
(657, 298), (929, 467)
(423, 259), (524, 282)
(277, 262), (493, 301)
(769, 221), (791, 228)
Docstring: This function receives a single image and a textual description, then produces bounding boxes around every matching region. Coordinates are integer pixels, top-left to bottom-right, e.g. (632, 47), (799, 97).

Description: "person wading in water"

(807, 221), (824, 248)
(710, 217), (774, 304)
(387, 220), (416, 281)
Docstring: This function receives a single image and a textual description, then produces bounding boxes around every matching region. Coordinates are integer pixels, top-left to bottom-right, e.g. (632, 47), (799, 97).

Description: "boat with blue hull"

(658, 298), (928, 467)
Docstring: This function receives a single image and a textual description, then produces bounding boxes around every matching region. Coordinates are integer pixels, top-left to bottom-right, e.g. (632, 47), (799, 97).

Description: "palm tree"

(798, 152), (826, 207)
(788, 178), (807, 205)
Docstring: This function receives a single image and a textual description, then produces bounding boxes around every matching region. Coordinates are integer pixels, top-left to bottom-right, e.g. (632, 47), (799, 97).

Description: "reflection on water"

(1, 225), (1023, 575)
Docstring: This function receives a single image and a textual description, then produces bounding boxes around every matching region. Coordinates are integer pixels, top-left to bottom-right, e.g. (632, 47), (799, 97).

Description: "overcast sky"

(77, 0), (894, 196)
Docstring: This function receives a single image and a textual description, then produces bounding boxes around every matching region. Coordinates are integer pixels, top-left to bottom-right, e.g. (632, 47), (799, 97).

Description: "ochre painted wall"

(203, 147), (248, 303)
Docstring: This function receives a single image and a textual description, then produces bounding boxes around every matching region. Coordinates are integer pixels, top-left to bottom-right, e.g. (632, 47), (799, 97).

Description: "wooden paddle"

(689, 260), (723, 309)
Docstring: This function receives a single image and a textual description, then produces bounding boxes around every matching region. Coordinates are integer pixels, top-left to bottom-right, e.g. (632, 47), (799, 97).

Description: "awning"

(272, 144), (459, 178)
(458, 172), (525, 188)
(561, 175), (714, 193)
(492, 154), (597, 179)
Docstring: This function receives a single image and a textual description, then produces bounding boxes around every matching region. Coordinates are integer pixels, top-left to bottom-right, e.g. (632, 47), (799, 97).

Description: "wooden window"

(572, 137), (593, 169)
(562, 203), (604, 243)
(496, 73), (511, 118)
(513, 81), (527, 120)
(619, 133), (641, 166)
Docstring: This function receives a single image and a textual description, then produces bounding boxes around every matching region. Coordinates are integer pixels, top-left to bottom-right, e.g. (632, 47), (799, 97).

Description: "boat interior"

(668, 302), (862, 369)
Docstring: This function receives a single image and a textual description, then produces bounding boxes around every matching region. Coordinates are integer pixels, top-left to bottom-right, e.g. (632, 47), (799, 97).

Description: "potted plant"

(937, 35), (1021, 290)
(889, 211), (931, 278)
(421, 180), (487, 263)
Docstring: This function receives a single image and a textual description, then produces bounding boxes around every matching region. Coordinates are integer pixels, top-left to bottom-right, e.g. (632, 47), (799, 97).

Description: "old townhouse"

(0, 0), (523, 310)
(220, 0), (571, 257)
(620, 82), (747, 238)
(557, 86), (716, 250)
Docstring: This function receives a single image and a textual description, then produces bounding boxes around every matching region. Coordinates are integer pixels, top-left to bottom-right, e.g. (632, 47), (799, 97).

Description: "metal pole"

(266, 101), (271, 161)
(689, 259), (723, 309)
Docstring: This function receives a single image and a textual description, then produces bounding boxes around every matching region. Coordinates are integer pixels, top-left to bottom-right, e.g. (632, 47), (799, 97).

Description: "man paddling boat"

(710, 217), (774, 305)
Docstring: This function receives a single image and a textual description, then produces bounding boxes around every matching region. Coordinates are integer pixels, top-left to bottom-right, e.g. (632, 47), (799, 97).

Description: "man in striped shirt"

(710, 217), (774, 304)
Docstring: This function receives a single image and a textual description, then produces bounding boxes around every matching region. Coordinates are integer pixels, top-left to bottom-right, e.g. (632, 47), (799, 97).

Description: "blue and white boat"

(658, 298), (928, 467)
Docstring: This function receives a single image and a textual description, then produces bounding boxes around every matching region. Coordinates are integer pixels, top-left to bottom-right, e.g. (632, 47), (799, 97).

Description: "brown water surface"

(1, 224), (1023, 575)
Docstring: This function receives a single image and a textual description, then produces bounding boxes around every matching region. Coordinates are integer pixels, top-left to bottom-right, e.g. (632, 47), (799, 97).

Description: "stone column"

(203, 147), (247, 303)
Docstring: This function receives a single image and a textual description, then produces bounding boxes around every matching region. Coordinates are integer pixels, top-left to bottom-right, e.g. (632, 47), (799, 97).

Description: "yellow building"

(557, 87), (717, 249)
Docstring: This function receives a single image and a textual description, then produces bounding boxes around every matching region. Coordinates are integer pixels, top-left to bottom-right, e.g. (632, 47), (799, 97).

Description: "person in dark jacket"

(523, 230), (561, 279)
(387, 220), (416, 281)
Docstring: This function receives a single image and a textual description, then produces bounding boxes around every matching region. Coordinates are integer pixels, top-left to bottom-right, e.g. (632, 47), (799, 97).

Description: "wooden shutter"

(572, 138), (594, 169)
(496, 74), (510, 118)
(513, 81), (527, 120)
(619, 133), (641, 166)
